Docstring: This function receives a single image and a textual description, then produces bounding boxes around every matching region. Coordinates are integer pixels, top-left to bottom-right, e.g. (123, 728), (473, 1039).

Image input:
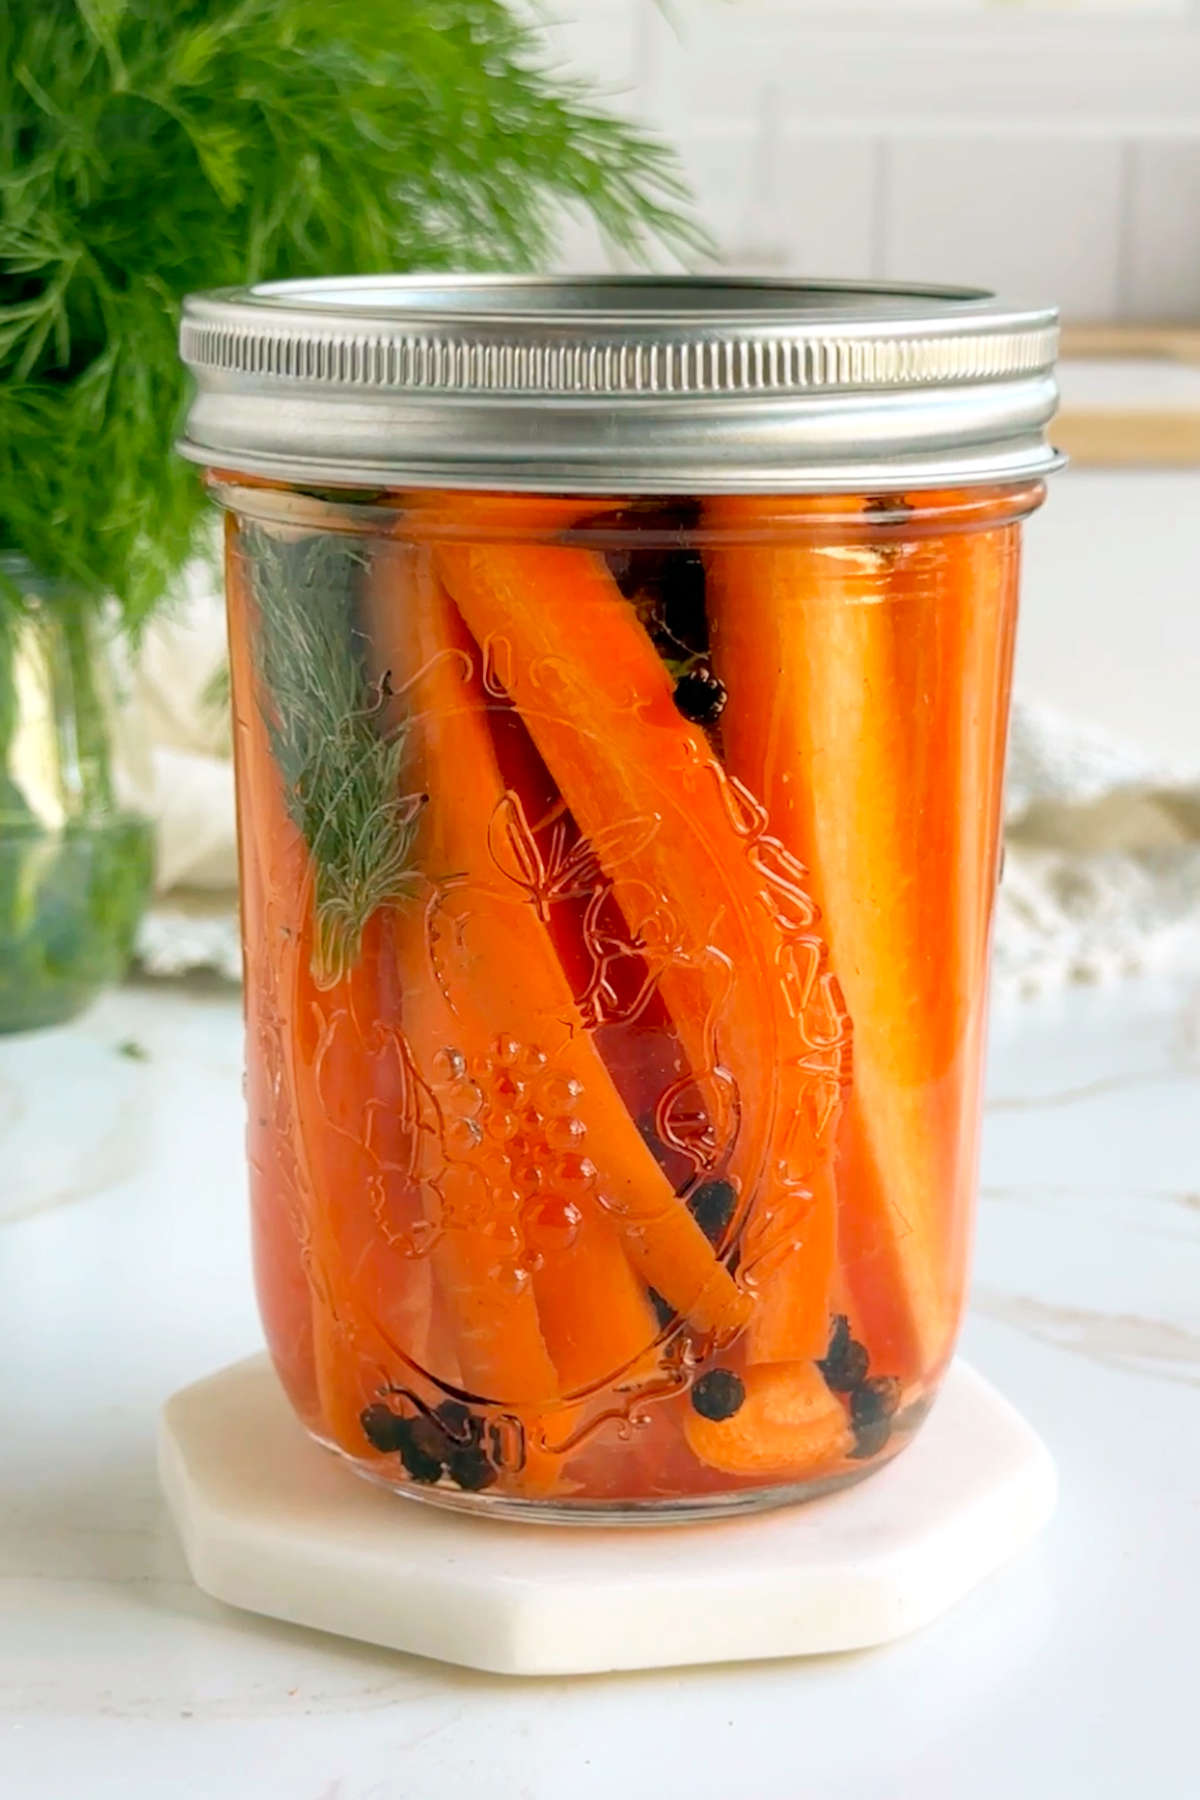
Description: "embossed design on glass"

(222, 483), (1032, 1519)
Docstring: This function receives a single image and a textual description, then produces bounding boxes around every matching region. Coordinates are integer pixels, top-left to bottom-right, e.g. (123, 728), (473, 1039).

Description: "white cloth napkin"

(132, 574), (1200, 1002)
(995, 703), (1200, 999)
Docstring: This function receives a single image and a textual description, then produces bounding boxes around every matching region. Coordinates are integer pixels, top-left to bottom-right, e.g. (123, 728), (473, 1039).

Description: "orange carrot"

(683, 1362), (849, 1478)
(479, 649), (694, 1167)
(228, 522), (441, 1454)
(227, 519), (321, 1429)
(943, 510), (1022, 1313)
(289, 908), (446, 1436)
(708, 495), (1020, 1378)
(742, 1160), (840, 1366)
(434, 534), (847, 1362)
(366, 540), (749, 1366)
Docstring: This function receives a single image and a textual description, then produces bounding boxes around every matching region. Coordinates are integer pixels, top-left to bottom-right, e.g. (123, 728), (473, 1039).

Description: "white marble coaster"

(158, 1355), (1056, 1676)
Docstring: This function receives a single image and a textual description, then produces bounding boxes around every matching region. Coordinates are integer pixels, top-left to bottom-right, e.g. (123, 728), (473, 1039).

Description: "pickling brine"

(180, 274), (1059, 1519)
(221, 482), (1030, 1517)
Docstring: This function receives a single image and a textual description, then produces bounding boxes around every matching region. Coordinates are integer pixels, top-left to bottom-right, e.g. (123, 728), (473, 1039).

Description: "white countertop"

(2, 973), (1198, 1799)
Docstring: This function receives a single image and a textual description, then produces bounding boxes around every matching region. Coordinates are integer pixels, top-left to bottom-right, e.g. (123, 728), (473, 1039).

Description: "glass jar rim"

(178, 274), (1063, 495)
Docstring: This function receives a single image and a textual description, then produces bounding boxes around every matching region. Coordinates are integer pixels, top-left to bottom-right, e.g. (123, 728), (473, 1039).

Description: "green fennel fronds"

(0, 0), (701, 628)
(244, 526), (424, 986)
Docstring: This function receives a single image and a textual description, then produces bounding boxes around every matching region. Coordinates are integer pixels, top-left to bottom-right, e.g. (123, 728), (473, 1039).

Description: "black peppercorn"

(673, 665), (727, 725)
(818, 1315), (870, 1393)
(598, 503), (708, 662)
(686, 1177), (736, 1246)
(447, 1447), (499, 1492)
(408, 1415), (455, 1463)
(360, 1403), (408, 1454)
(396, 1421), (445, 1486)
(435, 1400), (483, 1446)
(850, 1376), (902, 1428)
(690, 1368), (746, 1422)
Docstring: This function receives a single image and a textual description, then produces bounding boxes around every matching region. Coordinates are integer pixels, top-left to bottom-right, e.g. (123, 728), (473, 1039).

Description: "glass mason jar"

(178, 278), (1060, 1520)
(0, 557), (155, 1033)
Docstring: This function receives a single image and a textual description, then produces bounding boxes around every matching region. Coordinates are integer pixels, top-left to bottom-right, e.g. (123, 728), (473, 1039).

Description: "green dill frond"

(1, 0), (701, 625)
(244, 525), (423, 985)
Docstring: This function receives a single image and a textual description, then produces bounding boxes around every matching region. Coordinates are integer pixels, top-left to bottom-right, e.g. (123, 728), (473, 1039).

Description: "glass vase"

(0, 557), (155, 1033)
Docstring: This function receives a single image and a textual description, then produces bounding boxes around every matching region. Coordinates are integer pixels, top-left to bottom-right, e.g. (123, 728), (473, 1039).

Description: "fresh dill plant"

(0, 0), (699, 625)
(243, 526), (424, 986)
(0, 0), (699, 1017)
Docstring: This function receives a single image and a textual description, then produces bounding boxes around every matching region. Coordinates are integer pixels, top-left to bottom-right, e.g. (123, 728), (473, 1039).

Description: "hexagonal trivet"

(158, 1354), (1055, 1676)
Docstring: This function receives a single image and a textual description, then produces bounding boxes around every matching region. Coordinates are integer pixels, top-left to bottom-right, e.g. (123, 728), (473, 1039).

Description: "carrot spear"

(708, 494), (1020, 1378)
(434, 529), (849, 1365)
(364, 540), (751, 1378)
(230, 520), (438, 1452)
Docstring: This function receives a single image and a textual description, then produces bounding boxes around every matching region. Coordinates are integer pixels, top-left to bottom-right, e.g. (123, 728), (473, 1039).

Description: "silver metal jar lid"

(177, 275), (1061, 494)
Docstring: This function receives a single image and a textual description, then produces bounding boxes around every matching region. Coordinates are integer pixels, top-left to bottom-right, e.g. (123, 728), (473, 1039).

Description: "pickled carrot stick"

(230, 517), (552, 1426)
(390, 491), (611, 540)
(434, 534), (845, 1358)
(937, 512), (1021, 1316)
(486, 691), (699, 1199)
(367, 553), (643, 1408)
(366, 540), (749, 1357)
(290, 908), (446, 1430)
(527, 1204), (659, 1398)
(227, 519), (321, 1427)
(709, 500), (954, 1374)
(735, 931), (847, 1367)
(861, 510), (1017, 1368)
(683, 1362), (849, 1478)
(741, 1160), (839, 1367)
(432, 538), (779, 1140)
(707, 496), (1019, 1377)
(228, 522), (438, 1453)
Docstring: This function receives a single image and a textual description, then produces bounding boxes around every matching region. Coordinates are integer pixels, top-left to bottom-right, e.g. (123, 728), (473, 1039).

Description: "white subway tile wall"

(1124, 138), (1200, 318)
(677, 128), (878, 278)
(882, 134), (1124, 316)
(539, 2), (1200, 318)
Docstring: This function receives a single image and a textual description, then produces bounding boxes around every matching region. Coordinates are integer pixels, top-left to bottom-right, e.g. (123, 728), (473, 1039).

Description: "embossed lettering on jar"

(178, 277), (1061, 1520)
